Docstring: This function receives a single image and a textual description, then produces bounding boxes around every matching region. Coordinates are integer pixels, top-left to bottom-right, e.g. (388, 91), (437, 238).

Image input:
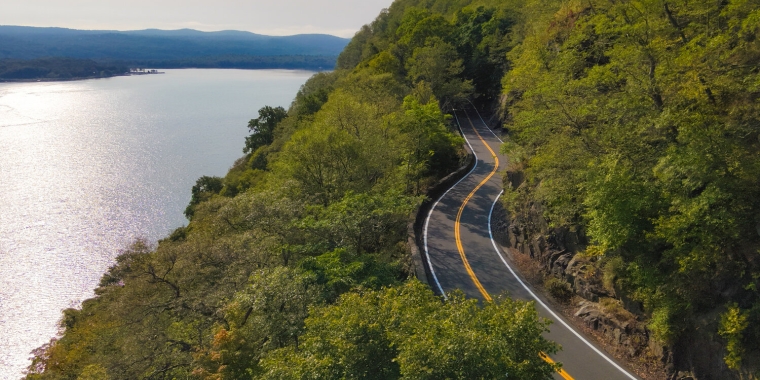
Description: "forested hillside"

(499, 1), (760, 378)
(0, 27), (348, 59)
(25, 1), (559, 379)
(0, 26), (347, 72)
(25, 0), (760, 379)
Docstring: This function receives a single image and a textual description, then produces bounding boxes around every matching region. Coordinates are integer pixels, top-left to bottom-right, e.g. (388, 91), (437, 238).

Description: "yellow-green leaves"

(719, 304), (750, 370)
(500, 1), (760, 371)
(406, 37), (473, 108)
(260, 281), (558, 380)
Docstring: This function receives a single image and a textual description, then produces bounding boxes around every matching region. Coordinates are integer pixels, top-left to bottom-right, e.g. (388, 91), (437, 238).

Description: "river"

(0, 69), (313, 379)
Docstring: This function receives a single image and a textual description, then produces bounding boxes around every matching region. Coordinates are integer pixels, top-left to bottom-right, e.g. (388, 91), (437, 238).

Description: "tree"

(244, 106), (288, 154)
(184, 175), (224, 219)
(400, 95), (463, 192)
(260, 281), (558, 380)
(274, 90), (402, 206)
(499, 0), (760, 369)
(302, 191), (420, 255)
(406, 37), (473, 108)
(195, 267), (323, 379)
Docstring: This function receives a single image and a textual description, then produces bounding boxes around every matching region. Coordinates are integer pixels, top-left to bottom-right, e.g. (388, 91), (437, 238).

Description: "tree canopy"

(500, 0), (760, 374)
(26, 1), (560, 379)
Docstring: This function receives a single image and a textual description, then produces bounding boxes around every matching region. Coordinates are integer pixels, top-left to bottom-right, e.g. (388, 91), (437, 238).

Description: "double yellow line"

(454, 111), (574, 380)
(454, 113), (499, 303)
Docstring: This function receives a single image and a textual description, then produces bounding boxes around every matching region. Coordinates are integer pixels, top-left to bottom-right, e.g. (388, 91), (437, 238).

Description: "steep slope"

(24, 2), (559, 379)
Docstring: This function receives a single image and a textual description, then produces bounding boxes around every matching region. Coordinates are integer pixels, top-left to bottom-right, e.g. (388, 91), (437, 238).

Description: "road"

(423, 106), (639, 380)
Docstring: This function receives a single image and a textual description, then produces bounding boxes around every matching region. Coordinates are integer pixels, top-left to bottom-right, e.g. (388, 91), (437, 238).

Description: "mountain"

(0, 26), (349, 65)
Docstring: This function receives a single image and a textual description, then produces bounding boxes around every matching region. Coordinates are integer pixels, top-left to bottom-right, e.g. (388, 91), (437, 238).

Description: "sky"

(0, 0), (396, 38)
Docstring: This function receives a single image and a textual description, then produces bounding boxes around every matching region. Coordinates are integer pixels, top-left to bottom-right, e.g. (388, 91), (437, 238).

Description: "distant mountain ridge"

(0, 26), (349, 64)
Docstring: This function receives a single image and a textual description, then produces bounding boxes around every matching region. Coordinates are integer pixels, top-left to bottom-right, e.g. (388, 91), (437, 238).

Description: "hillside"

(0, 26), (348, 71)
(24, 2), (559, 379)
(24, 1), (760, 380)
(496, 1), (760, 378)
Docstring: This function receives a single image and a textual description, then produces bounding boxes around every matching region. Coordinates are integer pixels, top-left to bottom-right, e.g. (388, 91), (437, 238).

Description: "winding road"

(422, 106), (639, 380)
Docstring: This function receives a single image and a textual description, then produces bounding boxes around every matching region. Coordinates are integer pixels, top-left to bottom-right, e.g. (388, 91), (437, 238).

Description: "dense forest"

(25, 0), (760, 379)
(26, 1), (558, 379)
(499, 0), (760, 378)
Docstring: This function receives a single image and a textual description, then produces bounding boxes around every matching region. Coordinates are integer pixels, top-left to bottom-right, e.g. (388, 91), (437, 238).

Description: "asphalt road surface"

(423, 106), (639, 380)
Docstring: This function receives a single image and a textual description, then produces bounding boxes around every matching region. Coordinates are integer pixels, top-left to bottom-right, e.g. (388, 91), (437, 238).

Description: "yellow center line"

(540, 353), (575, 380)
(454, 113), (500, 302)
(455, 111), (575, 380)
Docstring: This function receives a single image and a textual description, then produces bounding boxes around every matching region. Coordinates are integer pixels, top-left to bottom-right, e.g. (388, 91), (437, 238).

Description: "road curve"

(423, 106), (639, 380)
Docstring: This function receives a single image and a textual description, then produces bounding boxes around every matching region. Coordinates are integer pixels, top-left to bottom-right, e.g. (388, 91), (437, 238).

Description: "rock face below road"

(492, 166), (738, 380)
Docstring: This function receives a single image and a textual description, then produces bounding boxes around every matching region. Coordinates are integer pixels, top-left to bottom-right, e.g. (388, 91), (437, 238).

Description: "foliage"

(184, 175), (224, 218)
(260, 281), (558, 380)
(194, 267), (324, 379)
(499, 0), (760, 372)
(400, 95), (464, 192)
(244, 106), (288, 154)
(26, 1), (569, 379)
(300, 248), (403, 301)
(406, 37), (473, 109)
(719, 304), (750, 371)
(301, 191), (420, 255)
(544, 277), (573, 304)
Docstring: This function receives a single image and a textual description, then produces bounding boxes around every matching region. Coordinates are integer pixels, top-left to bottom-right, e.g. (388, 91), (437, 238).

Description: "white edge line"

(467, 100), (504, 144)
(423, 111), (479, 300)
(487, 191), (639, 380)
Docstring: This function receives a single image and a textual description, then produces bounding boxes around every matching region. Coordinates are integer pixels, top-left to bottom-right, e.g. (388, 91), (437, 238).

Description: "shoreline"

(0, 73), (129, 83)
(0, 72), (165, 84)
(0, 68), (327, 84)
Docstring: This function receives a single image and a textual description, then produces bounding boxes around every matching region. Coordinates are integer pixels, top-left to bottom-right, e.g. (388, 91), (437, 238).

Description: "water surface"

(0, 69), (312, 379)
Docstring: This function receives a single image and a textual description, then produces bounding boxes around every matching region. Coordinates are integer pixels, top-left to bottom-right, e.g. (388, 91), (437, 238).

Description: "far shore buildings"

(129, 68), (163, 75)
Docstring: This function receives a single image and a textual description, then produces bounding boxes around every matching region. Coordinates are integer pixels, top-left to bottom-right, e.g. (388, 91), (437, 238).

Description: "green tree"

(406, 37), (473, 108)
(260, 281), (558, 380)
(184, 175), (224, 219)
(400, 95), (463, 192)
(303, 191), (420, 255)
(499, 1), (760, 369)
(244, 106), (288, 154)
(196, 267), (323, 379)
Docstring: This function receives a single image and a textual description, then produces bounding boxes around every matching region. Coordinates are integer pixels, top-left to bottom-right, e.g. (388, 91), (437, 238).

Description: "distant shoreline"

(0, 68), (326, 84)
(0, 26), (344, 83)
(0, 73), (127, 83)
(0, 56), (335, 83)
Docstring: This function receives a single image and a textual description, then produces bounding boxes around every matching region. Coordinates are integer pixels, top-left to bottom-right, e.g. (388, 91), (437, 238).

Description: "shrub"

(545, 277), (573, 303)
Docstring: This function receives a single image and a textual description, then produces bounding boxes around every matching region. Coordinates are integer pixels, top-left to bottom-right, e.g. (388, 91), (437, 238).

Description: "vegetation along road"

(423, 105), (639, 380)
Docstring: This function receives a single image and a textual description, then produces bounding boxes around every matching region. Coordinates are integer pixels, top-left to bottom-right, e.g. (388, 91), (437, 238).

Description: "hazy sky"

(0, 0), (396, 37)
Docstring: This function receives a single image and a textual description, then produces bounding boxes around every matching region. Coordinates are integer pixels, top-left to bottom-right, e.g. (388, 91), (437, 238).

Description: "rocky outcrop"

(574, 300), (649, 356)
(491, 187), (673, 378)
(493, 173), (751, 379)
